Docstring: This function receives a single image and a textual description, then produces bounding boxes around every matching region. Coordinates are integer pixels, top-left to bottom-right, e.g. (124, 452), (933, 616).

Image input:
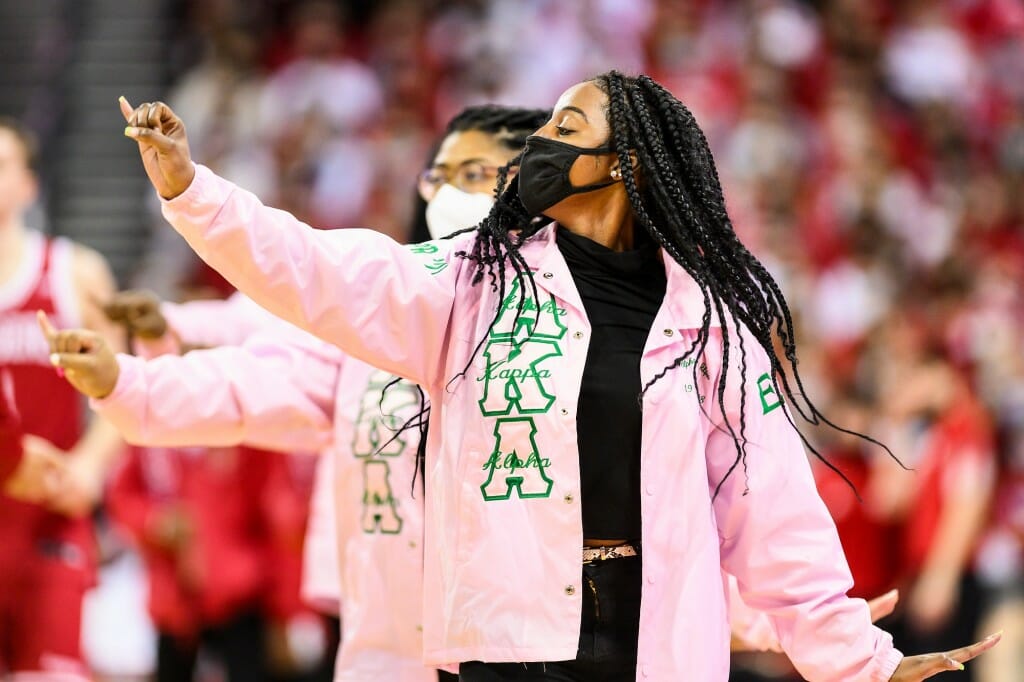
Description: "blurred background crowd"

(1, 0), (1022, 679)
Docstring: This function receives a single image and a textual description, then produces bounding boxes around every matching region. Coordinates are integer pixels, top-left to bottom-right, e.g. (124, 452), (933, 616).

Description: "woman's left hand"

(889, 632), (1001, 680)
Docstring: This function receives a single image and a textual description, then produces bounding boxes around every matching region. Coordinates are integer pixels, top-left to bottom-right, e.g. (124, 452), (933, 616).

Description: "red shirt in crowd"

(0, 234), (93, 585)
(902, 399), (996, 578)
(814, 448), (900, 599)
(107, 445), (274, 637)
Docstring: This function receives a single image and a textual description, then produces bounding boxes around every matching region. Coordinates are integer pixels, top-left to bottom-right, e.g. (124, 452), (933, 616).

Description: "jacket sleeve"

(705, 331), (903, 681)
(160, 292), (279, 349)
(134, 294), (290, 360)
(91, 332), (339, 453)
(160, 164), (460, 386)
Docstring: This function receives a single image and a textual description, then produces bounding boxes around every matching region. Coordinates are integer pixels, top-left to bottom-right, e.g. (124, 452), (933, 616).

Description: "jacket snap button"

(542, 272), (553, 279)
(573, 331), (584, 340)
(663, 328), (674, 337)
(560, 408), (568, 416)
(564, 493), (573, 504)
(409, 540), (417, 549)
(564, 585), (576, 596)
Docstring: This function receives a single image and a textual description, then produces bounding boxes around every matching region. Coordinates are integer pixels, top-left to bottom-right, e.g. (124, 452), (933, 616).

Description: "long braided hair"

(456, 71), (892, 495)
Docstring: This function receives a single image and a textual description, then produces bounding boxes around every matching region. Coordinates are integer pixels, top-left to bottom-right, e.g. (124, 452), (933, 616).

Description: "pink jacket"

(96, 326), (437, 681)
(149, 164), (902, 680)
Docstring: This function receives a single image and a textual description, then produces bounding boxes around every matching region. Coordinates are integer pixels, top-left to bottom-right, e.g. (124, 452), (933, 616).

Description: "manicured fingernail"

(118, 95), (126, 103)
(124, 126), (135, 137)
(49, 353), (59, 366)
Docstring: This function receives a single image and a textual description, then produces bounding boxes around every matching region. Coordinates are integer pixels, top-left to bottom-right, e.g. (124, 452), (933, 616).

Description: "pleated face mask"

(425, 183), (495, 240)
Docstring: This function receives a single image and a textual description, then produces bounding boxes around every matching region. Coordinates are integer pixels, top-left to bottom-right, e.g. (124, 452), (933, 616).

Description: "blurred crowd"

(24, 0), (1024, 679)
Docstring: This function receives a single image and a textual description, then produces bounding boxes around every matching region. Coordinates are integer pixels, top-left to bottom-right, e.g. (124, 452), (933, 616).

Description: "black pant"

(459, 555), (642, 681)
(157, 610), (268, 682)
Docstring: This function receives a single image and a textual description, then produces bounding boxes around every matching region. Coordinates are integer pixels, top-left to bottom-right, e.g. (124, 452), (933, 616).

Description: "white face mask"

(425, 183), (494, 240)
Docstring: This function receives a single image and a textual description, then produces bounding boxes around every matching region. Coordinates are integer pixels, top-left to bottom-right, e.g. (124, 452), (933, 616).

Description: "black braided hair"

(443, 104), (552, 151)
(456, 71), (895, 497)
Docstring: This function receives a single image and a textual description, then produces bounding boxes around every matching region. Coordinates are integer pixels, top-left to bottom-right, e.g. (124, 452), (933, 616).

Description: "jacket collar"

(518, 222), (721, 331)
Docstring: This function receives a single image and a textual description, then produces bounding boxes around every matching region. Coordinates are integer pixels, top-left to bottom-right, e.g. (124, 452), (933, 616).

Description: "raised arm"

(105, 290), (279, 358)
(160, 292), (279, 349)
(121, 98), (459, 386)
(40, 314), (338, 453)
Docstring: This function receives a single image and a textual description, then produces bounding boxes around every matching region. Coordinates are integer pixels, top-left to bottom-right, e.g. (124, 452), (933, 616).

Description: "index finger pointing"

(37, 310), (58, 344)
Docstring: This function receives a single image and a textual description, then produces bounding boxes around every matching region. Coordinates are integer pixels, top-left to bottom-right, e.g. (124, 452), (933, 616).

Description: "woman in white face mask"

(414, 106), (551, 241)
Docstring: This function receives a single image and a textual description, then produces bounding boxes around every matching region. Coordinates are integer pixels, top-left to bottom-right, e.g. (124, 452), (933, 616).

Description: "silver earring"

(611, 169), (620, 179)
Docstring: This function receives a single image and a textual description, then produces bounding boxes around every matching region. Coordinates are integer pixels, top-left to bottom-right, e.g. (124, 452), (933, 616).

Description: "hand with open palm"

(890, 632), (1001, 680)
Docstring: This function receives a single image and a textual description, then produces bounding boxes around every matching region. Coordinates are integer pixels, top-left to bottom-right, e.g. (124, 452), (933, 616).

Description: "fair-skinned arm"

(120, 97), (457, 387)
(705, 331), (998, 681)
(39, 313), (337, 453)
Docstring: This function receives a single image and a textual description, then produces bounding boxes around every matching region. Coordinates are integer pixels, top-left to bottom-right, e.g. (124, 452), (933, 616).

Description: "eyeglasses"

(418, 161), (501, 201)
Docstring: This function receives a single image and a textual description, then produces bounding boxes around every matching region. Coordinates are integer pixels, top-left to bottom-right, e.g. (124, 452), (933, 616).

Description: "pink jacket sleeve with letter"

(705, 330), (902, 681)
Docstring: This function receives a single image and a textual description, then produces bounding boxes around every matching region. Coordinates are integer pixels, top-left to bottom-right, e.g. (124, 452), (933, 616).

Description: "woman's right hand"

(120, 96), (195, 200)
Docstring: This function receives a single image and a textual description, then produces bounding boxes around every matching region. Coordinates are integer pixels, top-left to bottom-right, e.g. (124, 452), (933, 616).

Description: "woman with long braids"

(64, 73), (999, 680)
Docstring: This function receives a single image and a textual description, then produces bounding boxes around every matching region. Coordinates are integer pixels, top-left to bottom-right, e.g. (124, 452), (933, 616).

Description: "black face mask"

(517, 135), (615, 217)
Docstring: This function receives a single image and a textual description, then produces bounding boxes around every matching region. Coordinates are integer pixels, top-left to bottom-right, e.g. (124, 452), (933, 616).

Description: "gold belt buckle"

(583, 543), (636, 563)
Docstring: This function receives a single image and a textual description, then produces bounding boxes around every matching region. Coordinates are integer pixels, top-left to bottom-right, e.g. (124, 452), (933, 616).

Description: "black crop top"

(555, 226), (668, 541)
